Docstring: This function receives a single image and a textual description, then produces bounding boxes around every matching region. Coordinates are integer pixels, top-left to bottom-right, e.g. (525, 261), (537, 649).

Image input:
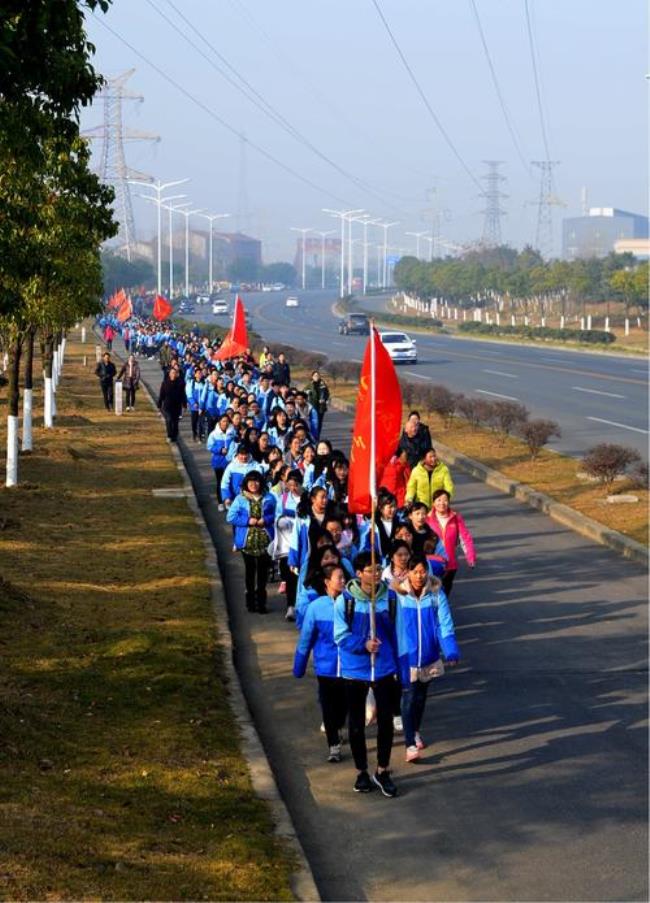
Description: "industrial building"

(562, 207), (648, 260)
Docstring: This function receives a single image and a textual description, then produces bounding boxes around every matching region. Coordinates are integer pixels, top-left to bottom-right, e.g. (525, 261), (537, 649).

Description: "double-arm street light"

(197, 212), (230, 292)
(161, 200), (192, 297)
(290, 227), (312, 290)
(323, 208), (363, 298)
(313, 230), (335, 289)
(377, 221), (399, 289)
(130, 178), (189, 295)
(177, 207), (205, 298)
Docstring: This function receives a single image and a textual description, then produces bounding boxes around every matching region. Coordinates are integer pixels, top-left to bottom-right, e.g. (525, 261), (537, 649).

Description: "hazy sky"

(81, 0), (648, 262)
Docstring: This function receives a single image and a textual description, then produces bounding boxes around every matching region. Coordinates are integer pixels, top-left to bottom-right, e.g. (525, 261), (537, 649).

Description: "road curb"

(330, 396), (648, 566)
(125, 342), (320, 903)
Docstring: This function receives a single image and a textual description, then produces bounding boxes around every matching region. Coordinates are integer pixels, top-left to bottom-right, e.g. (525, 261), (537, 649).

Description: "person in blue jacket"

(185, 367), (206, 442)
(293, 563), (349, 763)
(206, 413), (236, 510)
(333, 551), (399, 798)
(200, 372), (221, 434)
(221, 444), (257, 507)
(391, 553), (460, 763)
(226, 470), (276, 613)
(289, 486), (330, 622)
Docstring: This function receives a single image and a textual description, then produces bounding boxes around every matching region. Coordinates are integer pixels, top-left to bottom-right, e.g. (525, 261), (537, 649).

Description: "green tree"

(227, 257), (261, 282)
(102, 251), (155, 295)
(262, 262), (297, 286)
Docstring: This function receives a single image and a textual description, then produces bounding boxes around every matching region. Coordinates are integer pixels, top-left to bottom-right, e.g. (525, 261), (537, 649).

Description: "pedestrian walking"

(226, 471), (276, 613)
(306, 370), (330, 437)
(157, 367), (186, 442)
(405, 448), (455, 508)
(206, 414), (235, 510)
(95, 351), (116, 411)
(103, 323), (115, 350)
(116, 354), (141, 411)
(426, 489), (476, 596)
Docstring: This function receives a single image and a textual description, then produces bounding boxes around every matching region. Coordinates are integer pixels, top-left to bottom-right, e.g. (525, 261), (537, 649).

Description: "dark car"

(338, 313), (370, 335)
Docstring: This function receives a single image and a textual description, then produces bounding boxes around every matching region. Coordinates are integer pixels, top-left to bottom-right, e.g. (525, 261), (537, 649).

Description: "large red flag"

(213, 295), (249, 361)
(347, 327), (403, 514)
(116, 294), (133, 323)
(152, 294), (173, 321)
(107, 288), (126, 310)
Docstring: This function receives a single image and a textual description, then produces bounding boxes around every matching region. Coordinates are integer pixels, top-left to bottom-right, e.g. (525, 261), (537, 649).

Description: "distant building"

(134, 229), (262, 275)
(294, 236), (341, 272)
(613, 237), (650, 260)
(562, 207), (649, 260)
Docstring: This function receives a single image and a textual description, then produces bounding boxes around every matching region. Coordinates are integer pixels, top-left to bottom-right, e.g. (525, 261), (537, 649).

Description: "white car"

(285, 296), (299, 308)
(380, 331), (417, 364)
(212, 299), (228, 315)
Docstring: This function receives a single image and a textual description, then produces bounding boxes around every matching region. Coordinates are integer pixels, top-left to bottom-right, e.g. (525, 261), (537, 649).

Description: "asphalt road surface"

(205, 289), (649, 460)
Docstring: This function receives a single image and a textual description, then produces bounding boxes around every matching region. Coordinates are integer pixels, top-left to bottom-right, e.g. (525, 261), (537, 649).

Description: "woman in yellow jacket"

(405, 449), (454, 508)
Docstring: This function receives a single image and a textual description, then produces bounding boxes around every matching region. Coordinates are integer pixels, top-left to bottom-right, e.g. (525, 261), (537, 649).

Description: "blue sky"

(82, 0), (648, 261)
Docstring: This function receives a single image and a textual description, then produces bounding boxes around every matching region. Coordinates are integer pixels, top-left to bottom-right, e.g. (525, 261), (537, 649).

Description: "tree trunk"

(6, 337), (22, 487)
(42, 330), (55, 427)
(22, 327), (35, 452)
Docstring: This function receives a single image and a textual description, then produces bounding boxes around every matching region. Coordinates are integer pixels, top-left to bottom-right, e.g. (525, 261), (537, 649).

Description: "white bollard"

(587, 314), (592, 330)
(21, 388), (33, 451)
(486, 313), (491, 325)
(560, 315), (565, 329)
(462, 309), (467, 322)
(625, 318), (630, 336)
(6, 415), (18, 487)
(605, 317), (610, 332)
(511, 314), (516, 327)
(524, 315), (529, 326)
(44, 377), (53, 428)
(496, 312), (500, 326)
(541, 317), (546, 328)
(580, 317), (585, 330)
(95, 344), (102, 363)
(114, 380), (123, 416)
(60, 337), (66, 366)
(637, 317), (641, 328)
(454, 307), (458, 320)
(81, 326), (86, 343)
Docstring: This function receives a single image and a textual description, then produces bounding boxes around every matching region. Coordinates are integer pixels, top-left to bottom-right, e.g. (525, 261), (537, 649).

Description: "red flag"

(116, 294), (133, 323)
(213, 295), (249, 361)
(347, 327), (403, 514)
(152, 294), (173, 321)
(107, 288), (126, 310)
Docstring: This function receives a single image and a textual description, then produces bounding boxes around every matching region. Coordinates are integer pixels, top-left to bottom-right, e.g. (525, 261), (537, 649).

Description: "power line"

(145, 0), (403, 211)
(468, 0), (530, 176)
(94, 16), (355, 207)
(369, 0), (482, 192)
(524, 0), (552, 161)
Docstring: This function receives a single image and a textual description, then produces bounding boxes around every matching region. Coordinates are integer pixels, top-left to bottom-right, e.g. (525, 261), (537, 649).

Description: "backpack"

(344, 590), (397, 627)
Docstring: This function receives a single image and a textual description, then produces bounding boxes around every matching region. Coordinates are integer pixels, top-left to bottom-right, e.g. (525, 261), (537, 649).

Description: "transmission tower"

(236, 134), (250, 234)
(82, 69), (160, 260)
(530, 160), (564, 258)
(480, 160), (508, 247)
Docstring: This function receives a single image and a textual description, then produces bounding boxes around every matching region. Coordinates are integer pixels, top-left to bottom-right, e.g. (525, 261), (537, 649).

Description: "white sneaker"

(319, 722), (326, 733)
(285, 605), (296, 622)
(393, 716), (404, 734)
(217, 503), (224, 512)
(327, 744), (342, 763)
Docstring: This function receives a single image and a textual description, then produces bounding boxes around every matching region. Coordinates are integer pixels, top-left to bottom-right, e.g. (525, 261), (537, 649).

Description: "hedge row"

(457, 321), (616, 344)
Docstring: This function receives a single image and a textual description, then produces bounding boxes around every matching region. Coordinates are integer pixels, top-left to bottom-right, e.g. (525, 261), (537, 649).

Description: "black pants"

(318, 676), (348, 746)
(279, 558), (298, 610)
(345, 674), (395, 771)
(442, 569), (457, 597)
(100, 381), (114, 410)
(214, 467), (226, 503)
(190, 410), (205, 440)
(106, 338), (113, 350)
(242, 551), (270, 612)
(163, 409), (180, 441)
(206, 414), (217, 434)
(125, 385), (136, 408)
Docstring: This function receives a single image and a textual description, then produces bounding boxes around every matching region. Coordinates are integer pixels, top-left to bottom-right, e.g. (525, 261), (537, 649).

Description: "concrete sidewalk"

(140, 356), (648, 902)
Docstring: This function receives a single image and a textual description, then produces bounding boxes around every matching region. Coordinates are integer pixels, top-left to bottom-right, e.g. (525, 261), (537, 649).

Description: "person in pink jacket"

(426, 489), (476, 597)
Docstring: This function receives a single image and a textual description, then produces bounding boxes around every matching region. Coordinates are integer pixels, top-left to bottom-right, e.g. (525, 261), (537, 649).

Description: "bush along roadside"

(458, 321), (616, 344)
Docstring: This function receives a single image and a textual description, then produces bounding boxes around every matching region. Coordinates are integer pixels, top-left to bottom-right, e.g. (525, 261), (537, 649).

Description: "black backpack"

(344, 590), (397, 627)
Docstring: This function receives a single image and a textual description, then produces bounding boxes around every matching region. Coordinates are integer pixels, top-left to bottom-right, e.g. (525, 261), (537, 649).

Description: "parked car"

(212, 298), (228, 315)
(285, 296), (299, 308)
(338, 313), (370, 335)
(379, 331), (417, 364)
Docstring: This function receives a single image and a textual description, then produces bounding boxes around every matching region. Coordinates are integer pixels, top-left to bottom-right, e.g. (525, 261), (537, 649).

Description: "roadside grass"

(325, 377), (648, 546)
(0, 336), (295, 901)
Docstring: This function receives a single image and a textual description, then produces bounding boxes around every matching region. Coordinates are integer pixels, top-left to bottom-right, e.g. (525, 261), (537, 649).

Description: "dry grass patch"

(0, 334), (294, 901)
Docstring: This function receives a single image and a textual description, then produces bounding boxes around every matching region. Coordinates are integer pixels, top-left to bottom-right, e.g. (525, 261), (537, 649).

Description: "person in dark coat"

(157, 367), (187, 441)
(397, 411), (432, 468)
(272, 352), (291, 386)
(117, 354), (141, 411)
(95, 352), (117, 411)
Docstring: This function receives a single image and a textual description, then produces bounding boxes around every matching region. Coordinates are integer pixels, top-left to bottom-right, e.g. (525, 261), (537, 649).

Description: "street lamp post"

(176, 207), (205, 298)
(323, 208), (363, 298)
(377, 221), (399, 289)
(141, 193), (186, 293)
(313, 230), (335, 289)
(405, 230), (429, 260)
(197, 213), (230, 293)
(161, 200), (192, 297)
(358, 216), (379, 294)
(290, 227), (312, 290)
(130, 178), (189, 295)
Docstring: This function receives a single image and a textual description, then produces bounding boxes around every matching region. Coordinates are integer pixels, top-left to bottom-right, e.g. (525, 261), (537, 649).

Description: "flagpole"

(369, 321), (377, 651)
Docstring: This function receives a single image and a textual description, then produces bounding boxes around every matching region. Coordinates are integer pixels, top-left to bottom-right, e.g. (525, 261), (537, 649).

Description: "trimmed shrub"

(490, 401), (530, 442)
(581, 443), (642, 490)
(457, 322), (615, 345)
(518, 419), (561, 459)
(427, 384), (456, 425)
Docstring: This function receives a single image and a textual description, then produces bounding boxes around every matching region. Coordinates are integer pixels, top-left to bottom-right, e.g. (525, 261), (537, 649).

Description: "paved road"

(140, 352), (647, 901)
(205, 289), (649, 459)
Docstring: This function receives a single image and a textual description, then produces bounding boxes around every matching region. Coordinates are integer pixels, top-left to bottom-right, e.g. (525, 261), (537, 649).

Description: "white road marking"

(405, 371), (429, 380)
(475, 389), (519, 401)
(586, 416), (648, 435)
(479, 350), (503, 355)
(483, 369), (518, 379)
(572, 386), (626, 399)
(543, 357), (568, 363)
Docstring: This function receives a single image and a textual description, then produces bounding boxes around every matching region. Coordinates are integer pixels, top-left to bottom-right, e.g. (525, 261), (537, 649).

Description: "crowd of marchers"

(96, 313), (477, 799)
